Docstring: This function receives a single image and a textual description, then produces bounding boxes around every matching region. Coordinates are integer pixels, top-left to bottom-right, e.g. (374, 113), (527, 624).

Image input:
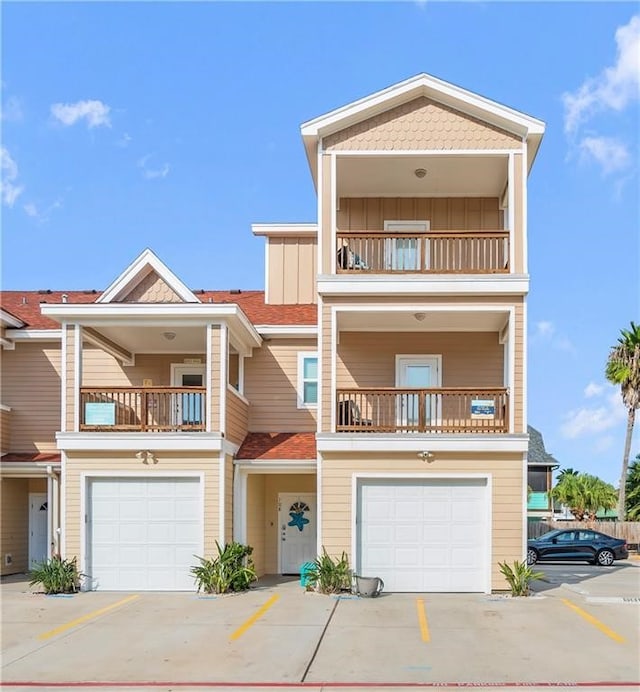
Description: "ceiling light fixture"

(414, 168), (427, 179)
(414, 312), (426, 322)
(162, 331), (176, 341)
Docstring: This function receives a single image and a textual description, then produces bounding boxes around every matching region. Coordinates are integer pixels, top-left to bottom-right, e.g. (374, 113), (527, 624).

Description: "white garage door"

(88, 477), (201, 591)
(358, 478), (488, 593)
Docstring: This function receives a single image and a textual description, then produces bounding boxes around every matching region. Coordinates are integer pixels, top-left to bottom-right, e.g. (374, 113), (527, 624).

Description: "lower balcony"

(336, 387), (508, 434)
(80, 387), (206, 432)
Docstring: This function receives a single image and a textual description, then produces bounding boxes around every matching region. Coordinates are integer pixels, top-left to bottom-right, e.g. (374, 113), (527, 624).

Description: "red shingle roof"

(1, 453), (62, 463)
(236, 432), (317, 460)
(0, 290), (316, 329)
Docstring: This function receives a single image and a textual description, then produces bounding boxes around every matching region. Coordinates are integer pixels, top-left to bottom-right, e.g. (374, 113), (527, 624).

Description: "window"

(297, 352), (318, 408)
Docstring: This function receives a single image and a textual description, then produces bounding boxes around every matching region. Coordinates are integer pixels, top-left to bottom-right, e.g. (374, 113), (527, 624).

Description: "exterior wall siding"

(324, 97), (520, 151)
(0, 478), (29, 575)
(321, 154), (332, 274)
(337, 197), (503, 231)
(0, 407), (10, 453)
(513, 153), (524, 273)
(65, 326), (76, 433)
(226, 389), (249, 446)
(119, 271), (181, 303)
(320, 451), (523, 591)
(225, 454), (234, 544)
(63, 451), (220, 568)
(1, 343), (62, 452)
(244, 339), (317, 432)
(209, 327), (221, 431)
(267, 238), (318, 304)
(246, 474), (266, 575)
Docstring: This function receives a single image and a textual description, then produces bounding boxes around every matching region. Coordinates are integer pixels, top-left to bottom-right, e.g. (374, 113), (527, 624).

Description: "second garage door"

(358, 478), (489, 593)
(88, 477), (202, 591)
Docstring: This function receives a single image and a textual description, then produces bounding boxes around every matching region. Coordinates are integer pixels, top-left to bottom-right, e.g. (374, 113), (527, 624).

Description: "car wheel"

(596, 549), (615, 566)
(527, 548), (538, 566)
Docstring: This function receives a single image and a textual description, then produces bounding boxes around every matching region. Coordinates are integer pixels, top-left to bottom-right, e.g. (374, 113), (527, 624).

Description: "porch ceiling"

(85, 325), (209, 355)
(337, 309), (509, 332)
(336, 154), (508, 198)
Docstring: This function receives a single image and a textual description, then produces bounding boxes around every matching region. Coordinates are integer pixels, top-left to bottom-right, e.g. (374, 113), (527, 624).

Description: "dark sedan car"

(527, 528), (629, 566)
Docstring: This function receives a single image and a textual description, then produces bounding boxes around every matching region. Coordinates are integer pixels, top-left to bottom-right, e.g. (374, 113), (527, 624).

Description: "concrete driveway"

(1, 565), (639, 692)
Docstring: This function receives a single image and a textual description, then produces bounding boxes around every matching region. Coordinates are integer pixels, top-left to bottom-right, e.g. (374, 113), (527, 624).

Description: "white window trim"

(297, 351), (318, 409)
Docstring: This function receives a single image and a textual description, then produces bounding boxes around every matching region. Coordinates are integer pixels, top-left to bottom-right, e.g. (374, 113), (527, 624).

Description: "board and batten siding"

(244, 339), (317, 432)
(320, 452), (523, 591)
(337, 332), (503, 388)
(337, 198), (503, 232)
(225, 389), (248, 446)
(209, 327), (221, 431)
(267, 237), (318, 305)
(65, 325), (76, 433)
(323, 97), (521, 152)
(63, 452), (220, 566)
(1, 343), (62, 452)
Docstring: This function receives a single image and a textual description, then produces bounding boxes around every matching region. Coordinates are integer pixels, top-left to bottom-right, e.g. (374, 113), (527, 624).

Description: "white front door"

(396, 355), (441, 429)
(29, 493), (48, 568)
(278, 493), (317, 574)
(171, 364), (205, 426)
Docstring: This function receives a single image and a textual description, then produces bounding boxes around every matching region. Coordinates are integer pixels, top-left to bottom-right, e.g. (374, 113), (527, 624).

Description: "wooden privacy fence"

(529, 521), (640, 546)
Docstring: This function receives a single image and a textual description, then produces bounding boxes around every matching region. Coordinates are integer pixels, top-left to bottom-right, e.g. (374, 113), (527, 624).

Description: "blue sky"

(1, 2), (638, 486)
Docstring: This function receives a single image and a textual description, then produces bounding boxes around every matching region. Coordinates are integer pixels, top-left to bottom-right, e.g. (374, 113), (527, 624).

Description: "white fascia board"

(0, 462), (61, 476)
(97, 248), (200, 304)
(10, 329), (63, 341)
(233, 460), (317, 473)
(301, 73), (545, 140)
(55, 432), (224, 452)
(316, 434), (529, 454)
(317, 275), (529, 296)
(252, 223), (317, 237)
(256, 325), (317, 338)
(0, 309), (25, 328)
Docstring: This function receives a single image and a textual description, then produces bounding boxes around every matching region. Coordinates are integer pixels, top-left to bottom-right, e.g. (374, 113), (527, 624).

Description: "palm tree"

(605, 321), (640, 520)
(551, 472), (617, 521)
(626, 455), (640, 520)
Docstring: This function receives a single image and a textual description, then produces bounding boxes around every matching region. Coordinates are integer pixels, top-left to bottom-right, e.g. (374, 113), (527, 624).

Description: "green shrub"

(29, 556), (81, 594)
(305, 548), (352, 594)
(498, 559), (544, 597)
(191, 541), (257, 594)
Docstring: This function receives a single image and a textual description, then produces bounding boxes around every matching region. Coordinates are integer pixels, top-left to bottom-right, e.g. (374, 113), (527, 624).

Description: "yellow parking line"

(39, 594), (140, 640)
(416, 597), (430, 643)
(230, 593), (280, 641)
(561, 598), (626, 644)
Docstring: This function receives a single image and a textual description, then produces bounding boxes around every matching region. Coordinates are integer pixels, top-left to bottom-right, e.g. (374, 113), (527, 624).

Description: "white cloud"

(137, 154), (170, 180)
(563, 15), (640, 135)
(561, 384), (627, 439)
(50, 99), (111, 128)
(23, 198), (62, 222)
(584, 382), (605, 398)
(579, 136), (631, 174)
(1, 147), (24, 207)
(535, 321), (555, 338)
(1, 95), (23, 122)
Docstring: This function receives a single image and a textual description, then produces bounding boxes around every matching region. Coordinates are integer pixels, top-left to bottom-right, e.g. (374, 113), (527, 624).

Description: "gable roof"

(98, 249), (200, 304)
(301, 72), (545, 184)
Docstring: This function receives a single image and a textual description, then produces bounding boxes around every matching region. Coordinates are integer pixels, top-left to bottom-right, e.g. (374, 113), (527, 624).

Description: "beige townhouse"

(1, 73), (544, 592)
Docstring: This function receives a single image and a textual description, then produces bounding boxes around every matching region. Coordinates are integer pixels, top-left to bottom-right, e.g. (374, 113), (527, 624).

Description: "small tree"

(626, 455), (640, 520)
(552, 472), (617, 521)
(605, 321), (640, 520)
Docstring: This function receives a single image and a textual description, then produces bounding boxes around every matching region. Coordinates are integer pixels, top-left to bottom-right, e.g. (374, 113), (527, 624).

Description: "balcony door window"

(384, 220), (430, 271)
(395, 355), (441, 429)
(171, 364), (205, 425)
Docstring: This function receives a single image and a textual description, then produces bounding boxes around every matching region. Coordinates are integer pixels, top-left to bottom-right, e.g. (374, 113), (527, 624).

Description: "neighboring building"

(526, 425), (559, 522)
(0, 73), (545, 593)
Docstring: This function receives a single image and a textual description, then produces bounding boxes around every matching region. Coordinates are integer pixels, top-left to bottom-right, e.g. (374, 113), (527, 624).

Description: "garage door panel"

(359, 479), (488, 593)
(89, 478), (201, 591)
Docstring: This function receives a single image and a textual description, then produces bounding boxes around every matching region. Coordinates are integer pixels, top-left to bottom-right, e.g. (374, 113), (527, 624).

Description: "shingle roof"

(528, 425), (559, 467)
(0, 290), (317, 329)
(236, 432), (317, 460)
